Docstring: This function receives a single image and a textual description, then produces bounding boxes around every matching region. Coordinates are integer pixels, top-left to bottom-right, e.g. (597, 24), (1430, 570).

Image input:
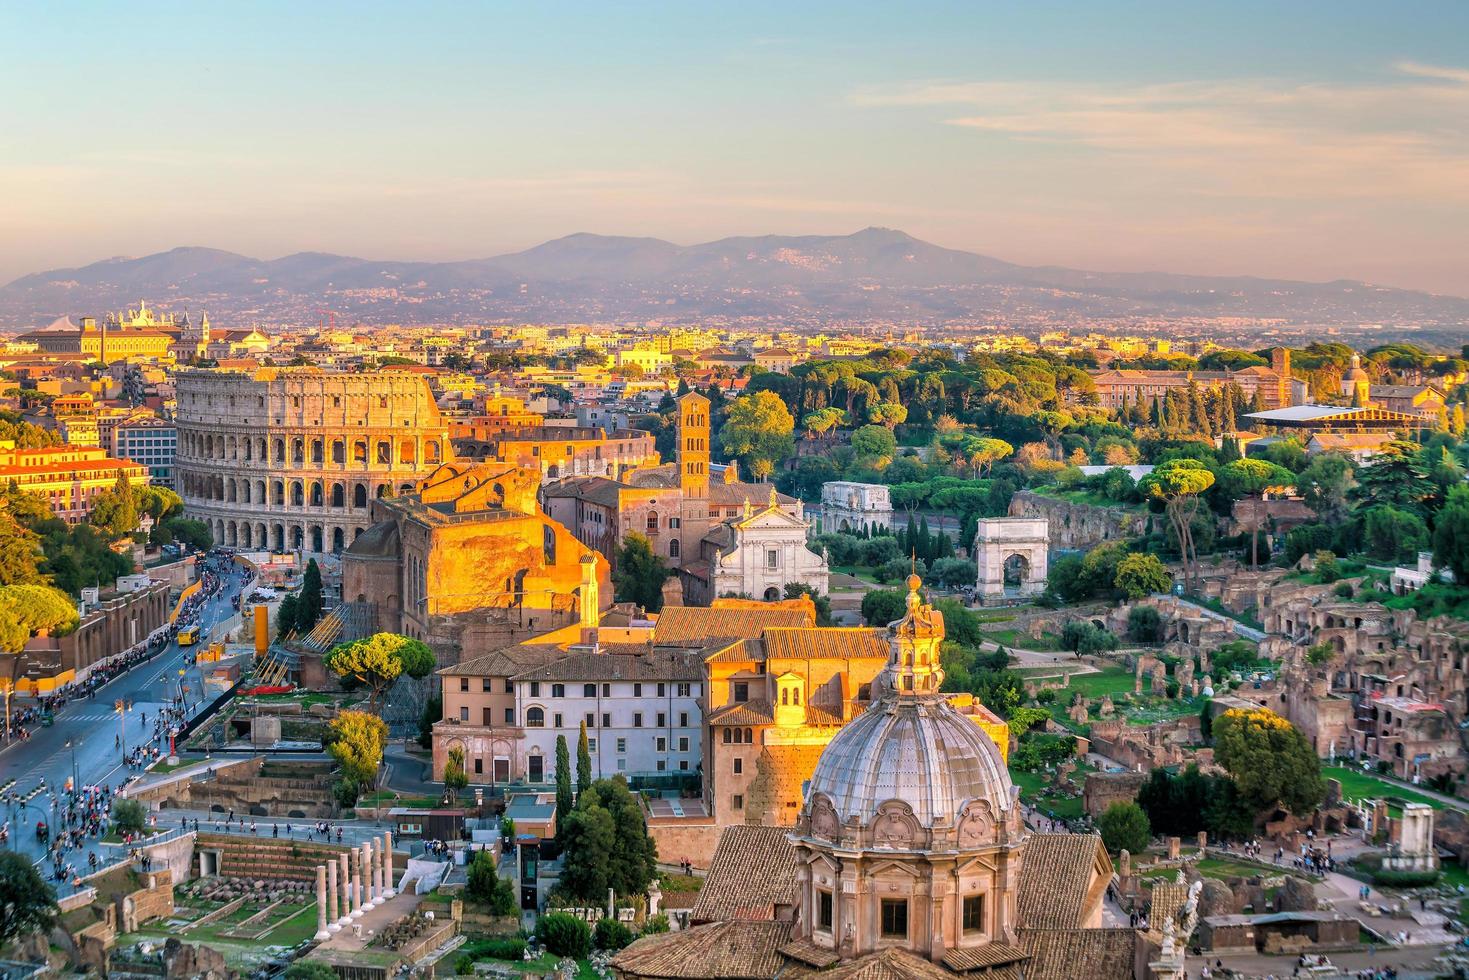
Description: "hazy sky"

(3, 1), (1468, 294)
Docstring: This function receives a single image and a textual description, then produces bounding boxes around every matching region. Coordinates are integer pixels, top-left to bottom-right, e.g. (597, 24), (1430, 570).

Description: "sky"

(2, 1), (1468, 295)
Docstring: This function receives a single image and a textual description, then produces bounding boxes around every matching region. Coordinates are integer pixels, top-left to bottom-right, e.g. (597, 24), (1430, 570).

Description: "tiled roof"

(708, 482), (797, 507)
(706, 639), (766, 663)
(707, 699), (774, 726)
(611, 920), (789, 980)
(1017, 834), (1108, 929)
(655, 605), (813, 646)
(804, 947), (958, 980)
(778, 939), (840, 969)
(761, 627), (888, 662)
(437, 644), (565, 678)
(1017, 928), (1138, 980)
(690, 825), (798, 923)
(940, 942), (1030, 972)
(510, 648), (704, 683)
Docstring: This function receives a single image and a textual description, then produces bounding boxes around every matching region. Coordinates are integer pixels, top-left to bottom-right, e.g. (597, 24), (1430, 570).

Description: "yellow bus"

(178, 626), (205, 647)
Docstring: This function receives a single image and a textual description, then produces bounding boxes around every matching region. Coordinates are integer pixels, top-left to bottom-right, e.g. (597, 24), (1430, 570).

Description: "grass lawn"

(983, 628), (1065, 652)
(832, 565), (883, 585)
(1323, 766), (1456, 814)
(358, 791), (438, 809)
(120, 900), (320, 969)
(1065, 667), (1136, 699)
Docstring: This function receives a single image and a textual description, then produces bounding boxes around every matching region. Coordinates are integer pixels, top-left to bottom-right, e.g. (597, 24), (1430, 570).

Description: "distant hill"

(4, 229), (1466, 330)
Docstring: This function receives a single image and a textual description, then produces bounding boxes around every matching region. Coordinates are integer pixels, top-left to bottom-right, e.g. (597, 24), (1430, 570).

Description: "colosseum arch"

(290, 525), (304, 551)
(332, 439), (346, 465)
(399, 439), (416, 465)
(310, 525), (323, 553)
(426, 441), (441, 464)
(331, 483), (345, 508)
(291, 438), (305, 465)
(332, 527), (345, 553)
(310, 481), (323, 507)
(290, 481), (304, 507)
(311, 439), (324, 465)
(353, 483), (368, 508)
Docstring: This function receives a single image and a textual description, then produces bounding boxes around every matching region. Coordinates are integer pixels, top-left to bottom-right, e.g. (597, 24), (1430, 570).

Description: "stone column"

(381, 831), (396, 899)
(350, 848), (363, 919)
(363, 840), (378, 907)
(338, 853), (351, 924)
(314, 865), (330, 940)
(370, 840), (381, 910)
(327, 859), (342, 932)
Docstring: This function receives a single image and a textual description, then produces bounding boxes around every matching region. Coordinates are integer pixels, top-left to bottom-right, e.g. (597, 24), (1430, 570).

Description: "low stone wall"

(194, 833), (355, 882)
(1008, 490), (1151, 551)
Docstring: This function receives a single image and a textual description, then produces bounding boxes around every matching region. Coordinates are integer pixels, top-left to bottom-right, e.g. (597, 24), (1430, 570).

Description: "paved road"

(0, 562), (250, 894)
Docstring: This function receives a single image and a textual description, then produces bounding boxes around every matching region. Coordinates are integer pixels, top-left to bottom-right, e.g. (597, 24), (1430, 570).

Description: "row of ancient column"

(314, 832), (396, 940)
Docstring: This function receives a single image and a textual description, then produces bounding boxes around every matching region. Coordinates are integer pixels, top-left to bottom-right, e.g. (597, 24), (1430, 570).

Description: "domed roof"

(1344, 353), (1369, 381)
(804, 581), (1013, 831)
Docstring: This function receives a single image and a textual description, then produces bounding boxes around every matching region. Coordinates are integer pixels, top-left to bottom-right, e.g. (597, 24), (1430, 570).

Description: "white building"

(113, 416), (178, 489)
(704, 496), (830, 601)
(510, 647), (705, 783)
(819, 481), (893, 534)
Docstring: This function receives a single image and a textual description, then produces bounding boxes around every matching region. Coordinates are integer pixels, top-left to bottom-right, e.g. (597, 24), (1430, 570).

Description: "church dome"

(803, 581), (1014, 833)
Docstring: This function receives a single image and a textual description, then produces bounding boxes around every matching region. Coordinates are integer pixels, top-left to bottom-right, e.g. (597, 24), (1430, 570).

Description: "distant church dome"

(804, 581), (1014, 832)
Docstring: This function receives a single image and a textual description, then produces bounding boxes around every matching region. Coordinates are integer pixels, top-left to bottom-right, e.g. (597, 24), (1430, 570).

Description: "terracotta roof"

(437, 644), (565, 678)
(655, 605), (813, 646)
(1016, 834), (1108, 930)
(1017, 928), (1138, 980)
(708, 482), (797, 507)
(510, 648), (704, 683)
(611, 920), (790, 980)
(802, 947), (958, 980)
(778, 938), (841, 969)
(940, 942), (1030, 972)
(761, 627), (888, 662)
(707, 699), (774, 726)
(690, 825), (798, 923)
(706, 639), (766, 663)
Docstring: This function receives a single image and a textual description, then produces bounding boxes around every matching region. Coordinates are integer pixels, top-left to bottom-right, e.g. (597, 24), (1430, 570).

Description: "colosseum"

(175, 368), (454, 553)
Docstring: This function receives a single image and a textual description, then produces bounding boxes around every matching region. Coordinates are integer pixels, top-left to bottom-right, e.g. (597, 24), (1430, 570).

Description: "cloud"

(854, 63), (1469, 203)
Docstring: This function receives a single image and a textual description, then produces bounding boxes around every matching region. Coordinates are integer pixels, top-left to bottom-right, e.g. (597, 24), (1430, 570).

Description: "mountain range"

(4, 228), (1466, 331)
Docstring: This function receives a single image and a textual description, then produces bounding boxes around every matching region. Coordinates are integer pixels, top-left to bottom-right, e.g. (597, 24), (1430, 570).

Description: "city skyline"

(3, 1), (1468, 295)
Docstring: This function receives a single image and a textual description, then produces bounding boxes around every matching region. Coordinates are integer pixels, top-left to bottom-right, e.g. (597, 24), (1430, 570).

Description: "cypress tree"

(918, 515), (933, 562)
(555, 735), (573, 845)
(299, 559), (323, 632)
(576, 721), (593, 795)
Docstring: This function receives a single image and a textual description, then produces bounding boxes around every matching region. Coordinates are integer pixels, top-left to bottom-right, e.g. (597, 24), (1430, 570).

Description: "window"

(633, 712), (643, 728)
(474, 758), (483, 774)
(669, 539), (680, 559)
(602, 712), (611, 728)
(586, 712), (596, 728)
(656, 737), (667, 752)
(722, 729), (731, 744)
(505, 679), (513, 694)
(553, 713), (563, 728)
(616, 738), (627, 753)
(646, 513), (658, 531)
(732, 794), (744, 810)
(526, 707), (545, 727)
(733, 758), (743, 775)
(530, 682), (540, 697)
(669, 517), (681, 529)
(733, 682), (749, 703)
(963, 895), (985, 934)
(459, 678), (469, 692)
(656, 712), (666, 727)
(656, 760), (666, 771)
(504, 708), (514, 723)
(459, 707), (469, 722)
(482, 707), (492, 726)
(679, 760), (689, 771)
(602, 683), (610, 698)
(678, 737), (689, 752)
(588, 738), (597, 753)
(633, 683), (642, 697)
(881, 899), (908, 938)
(584, 684), (597, 698)
(818, 891), (834, 931)
(677, 683), (691, 697)
(679, 712), (689, 727)
(657, 683), (665, 697)
(766, 549), (778, 569)
(481, 678), (492, 692)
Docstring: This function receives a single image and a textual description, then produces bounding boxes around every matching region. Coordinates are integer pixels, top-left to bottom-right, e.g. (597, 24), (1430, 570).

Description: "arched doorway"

(764, 586), (781, 601)
(1003, 553), (1031, 592)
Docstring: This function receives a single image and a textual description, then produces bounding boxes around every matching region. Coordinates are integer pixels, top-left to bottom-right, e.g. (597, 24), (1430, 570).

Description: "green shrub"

(642, 914), (670, 935)
(1371, 868), (1441, 888)
(537, 912), (592, 958)
(594, 917), (635, 951)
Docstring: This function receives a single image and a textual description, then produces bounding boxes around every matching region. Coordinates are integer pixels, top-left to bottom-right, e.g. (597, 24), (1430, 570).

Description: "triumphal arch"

(974, 517), (1049, 603)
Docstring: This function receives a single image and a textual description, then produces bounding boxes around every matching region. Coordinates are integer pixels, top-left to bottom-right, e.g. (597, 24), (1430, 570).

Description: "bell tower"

(677, 391), (710, 498)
